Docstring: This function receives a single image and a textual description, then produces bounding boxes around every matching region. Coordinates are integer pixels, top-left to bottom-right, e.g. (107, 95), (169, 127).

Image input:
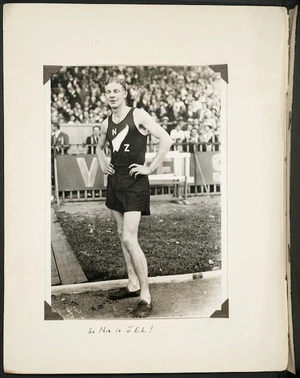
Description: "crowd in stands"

(51, 65), (221, 150)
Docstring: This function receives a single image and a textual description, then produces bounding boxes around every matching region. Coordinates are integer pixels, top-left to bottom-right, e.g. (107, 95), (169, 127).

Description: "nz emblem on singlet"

(111, 125), (130, 152)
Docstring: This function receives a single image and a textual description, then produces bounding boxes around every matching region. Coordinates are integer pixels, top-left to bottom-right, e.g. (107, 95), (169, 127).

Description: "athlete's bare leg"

(111, 210), (140, 292)
(122, 211), (151, 305)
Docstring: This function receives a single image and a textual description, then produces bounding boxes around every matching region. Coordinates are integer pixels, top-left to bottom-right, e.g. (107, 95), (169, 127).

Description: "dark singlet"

(106, 108), (147, 170)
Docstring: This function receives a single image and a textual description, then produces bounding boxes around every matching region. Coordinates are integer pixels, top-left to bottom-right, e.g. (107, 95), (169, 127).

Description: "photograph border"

(45, 63), (228, 320)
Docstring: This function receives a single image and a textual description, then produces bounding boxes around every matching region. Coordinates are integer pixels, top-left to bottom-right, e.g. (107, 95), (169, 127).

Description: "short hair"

(104, 76), (127, 92)
(52, 121), (60, 129)
(93, 126), (100, 130)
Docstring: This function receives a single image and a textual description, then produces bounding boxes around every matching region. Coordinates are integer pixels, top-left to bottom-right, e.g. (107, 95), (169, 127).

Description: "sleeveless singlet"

(106, 108), (147, 169)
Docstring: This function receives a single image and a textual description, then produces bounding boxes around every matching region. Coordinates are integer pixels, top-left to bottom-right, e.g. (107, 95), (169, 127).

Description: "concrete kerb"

(51, 270), (222, 296)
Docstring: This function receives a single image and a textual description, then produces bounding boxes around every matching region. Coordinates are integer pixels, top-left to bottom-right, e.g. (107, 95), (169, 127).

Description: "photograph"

(47, 64), (228, 320)
(4, 4), (290, 373)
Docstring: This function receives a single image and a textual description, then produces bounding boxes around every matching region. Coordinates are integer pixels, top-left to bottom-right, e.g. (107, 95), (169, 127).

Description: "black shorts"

(106, 172), (150, 216)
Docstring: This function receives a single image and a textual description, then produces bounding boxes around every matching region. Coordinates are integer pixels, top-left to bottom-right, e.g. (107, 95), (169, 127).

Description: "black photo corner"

(1, 0), (300, 377)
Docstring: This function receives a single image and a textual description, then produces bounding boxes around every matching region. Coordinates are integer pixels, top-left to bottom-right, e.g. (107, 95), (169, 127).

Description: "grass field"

(55, 196), (221, 282)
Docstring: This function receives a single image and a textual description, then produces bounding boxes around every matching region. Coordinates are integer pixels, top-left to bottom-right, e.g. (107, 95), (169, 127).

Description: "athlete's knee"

(122, 232), (138, 252)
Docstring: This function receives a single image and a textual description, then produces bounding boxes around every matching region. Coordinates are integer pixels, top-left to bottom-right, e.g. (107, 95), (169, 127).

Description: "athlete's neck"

(112, 104), (131, 121)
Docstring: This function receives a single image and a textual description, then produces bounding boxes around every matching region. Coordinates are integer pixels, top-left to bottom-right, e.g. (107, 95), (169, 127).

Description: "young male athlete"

(96, 77), (173, 318)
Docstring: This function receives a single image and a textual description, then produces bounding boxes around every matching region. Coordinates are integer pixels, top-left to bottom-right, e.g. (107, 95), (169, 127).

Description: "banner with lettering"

(190, 152), (221, 185)
(56, 155), (105, 191)
(55, 152), (221, 191)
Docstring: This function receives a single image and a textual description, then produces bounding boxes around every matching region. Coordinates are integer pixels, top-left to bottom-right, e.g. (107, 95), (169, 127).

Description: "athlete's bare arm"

(96, 118), (115, 175)
(129, 108), (173, 177)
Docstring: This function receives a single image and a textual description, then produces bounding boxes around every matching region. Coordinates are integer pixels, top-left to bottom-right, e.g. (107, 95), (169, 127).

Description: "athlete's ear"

(123, 91), (128, 99)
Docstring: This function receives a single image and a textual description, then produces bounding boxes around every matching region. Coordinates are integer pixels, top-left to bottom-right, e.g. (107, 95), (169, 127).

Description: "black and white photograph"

(4, 4), (291, 374)
(47, 64), (228, 320)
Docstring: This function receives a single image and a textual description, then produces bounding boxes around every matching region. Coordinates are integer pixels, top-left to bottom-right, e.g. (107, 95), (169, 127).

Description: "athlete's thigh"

(111, 210), (124, 234)
(123, 211), (141, 238)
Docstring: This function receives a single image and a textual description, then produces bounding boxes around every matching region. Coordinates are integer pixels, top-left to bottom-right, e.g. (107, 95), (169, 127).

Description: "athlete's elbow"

(159, 134), (173, 151)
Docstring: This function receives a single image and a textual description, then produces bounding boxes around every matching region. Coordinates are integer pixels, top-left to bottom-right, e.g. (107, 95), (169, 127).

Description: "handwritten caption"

(88, 325), (154, 334)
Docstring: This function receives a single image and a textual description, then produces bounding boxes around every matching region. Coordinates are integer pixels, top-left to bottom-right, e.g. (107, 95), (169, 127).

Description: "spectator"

(189, 127), (200, 152)
(161, 116), (170, 133)
(203, 109), (217, 130)
(51, 121), (69, 187)
(191, 97), (202, 118)
(51, 121), (70, 155)
(157, 103), (168, 119)
(85, 126), (101, 154)
(177, 116), (185, 129)
(173, 97), (186, 119)
(184, 122), (193, 141)
(148, 111), (160, 151)
(50, 65), (222, 146)
(186, 104), (195, 119)
(170, 123), (185, 151)
(67, 84), (82, 108)
(199, 125), (214, 152)
(193, 118), (200, 128)
(68, 115), (76, 124)
(150, 111), (159, 123)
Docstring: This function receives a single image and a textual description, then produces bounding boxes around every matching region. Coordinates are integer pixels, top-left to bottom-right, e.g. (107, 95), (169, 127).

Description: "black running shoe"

(108, 287), (140, 300)
(133, 300), (152, 318)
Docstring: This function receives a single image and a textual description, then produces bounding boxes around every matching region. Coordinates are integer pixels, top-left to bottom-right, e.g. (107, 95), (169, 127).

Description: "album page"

(4, 4), (289, 373)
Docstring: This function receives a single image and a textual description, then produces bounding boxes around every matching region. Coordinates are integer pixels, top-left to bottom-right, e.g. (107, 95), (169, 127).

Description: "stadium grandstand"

(51, 65), (221, 151)
(51, 65), (223, 203)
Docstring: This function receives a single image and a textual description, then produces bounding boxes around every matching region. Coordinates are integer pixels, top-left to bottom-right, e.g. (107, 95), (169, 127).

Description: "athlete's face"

(105, 82), (127, 109)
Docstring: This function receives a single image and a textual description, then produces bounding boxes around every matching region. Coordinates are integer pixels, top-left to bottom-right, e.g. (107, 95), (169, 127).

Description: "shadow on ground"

(51, 275), (222, 319)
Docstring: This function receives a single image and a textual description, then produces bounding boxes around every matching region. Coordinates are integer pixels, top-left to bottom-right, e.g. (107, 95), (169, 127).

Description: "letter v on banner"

(76, 157), (99, 187)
